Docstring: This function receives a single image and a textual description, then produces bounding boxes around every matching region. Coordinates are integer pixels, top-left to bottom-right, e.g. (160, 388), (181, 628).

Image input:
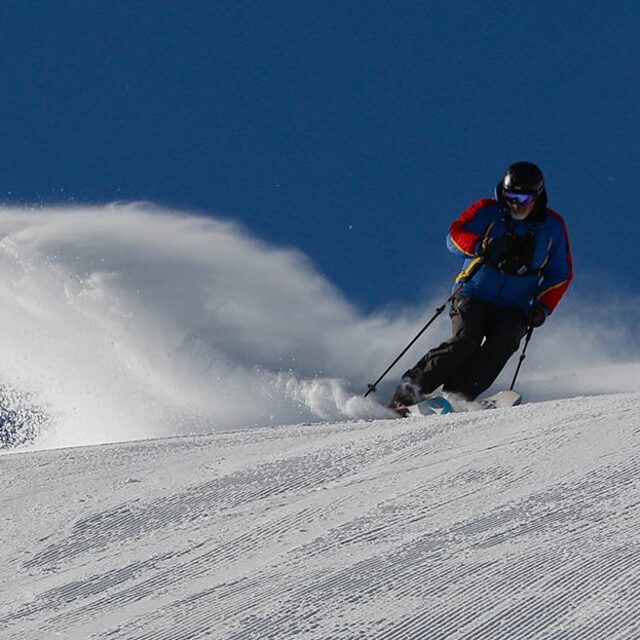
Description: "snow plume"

(0, 204), (415, 448)
(0, 204), (637, 449)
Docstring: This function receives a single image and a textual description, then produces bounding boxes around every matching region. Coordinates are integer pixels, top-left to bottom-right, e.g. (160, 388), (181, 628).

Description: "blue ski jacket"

(446, 193), (573, 314)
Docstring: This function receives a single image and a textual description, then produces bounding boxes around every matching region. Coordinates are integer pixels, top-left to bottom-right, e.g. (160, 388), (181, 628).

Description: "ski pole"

(510, 325), (534, 390)
(364, 259), (484, 398)
(364, 299), (449, 398)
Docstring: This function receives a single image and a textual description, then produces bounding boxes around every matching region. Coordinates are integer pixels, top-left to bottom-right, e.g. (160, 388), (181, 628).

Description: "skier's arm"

(447, 199), (495, 257)
(536, 211), (573, 313)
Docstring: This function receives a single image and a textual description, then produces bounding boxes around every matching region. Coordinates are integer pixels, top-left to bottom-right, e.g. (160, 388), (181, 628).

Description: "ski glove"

(480, 234), (514, 264)
(481, 233), (535, 276)
(527, 305), (546, 328)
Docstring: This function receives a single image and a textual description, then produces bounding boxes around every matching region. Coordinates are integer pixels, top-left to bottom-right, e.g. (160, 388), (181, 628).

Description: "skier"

(389, 161), (573, 413)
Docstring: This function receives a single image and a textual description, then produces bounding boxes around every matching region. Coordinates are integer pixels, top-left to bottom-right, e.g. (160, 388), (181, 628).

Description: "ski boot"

(388, 378), (424, 417)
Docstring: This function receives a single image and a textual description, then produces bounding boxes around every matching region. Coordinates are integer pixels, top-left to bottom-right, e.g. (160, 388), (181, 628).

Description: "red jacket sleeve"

(447, 198), (495, 257)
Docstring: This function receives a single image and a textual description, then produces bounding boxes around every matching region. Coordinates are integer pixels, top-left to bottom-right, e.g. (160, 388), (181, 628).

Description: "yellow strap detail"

(456, 257), (483, 283)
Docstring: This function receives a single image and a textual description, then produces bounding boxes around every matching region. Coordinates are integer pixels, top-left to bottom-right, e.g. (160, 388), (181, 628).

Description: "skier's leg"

(443, 306), (526, 399)
(401, 297), (488, 395)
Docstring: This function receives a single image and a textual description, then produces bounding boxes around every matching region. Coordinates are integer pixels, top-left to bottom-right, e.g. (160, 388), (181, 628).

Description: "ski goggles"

(503, 191), (536, 205)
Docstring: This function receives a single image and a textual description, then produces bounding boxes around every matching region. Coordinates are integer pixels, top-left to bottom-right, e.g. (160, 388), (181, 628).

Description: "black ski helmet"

(501, 161), (545, 197)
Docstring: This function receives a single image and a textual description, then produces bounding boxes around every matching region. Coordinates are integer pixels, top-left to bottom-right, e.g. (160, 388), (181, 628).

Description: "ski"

(398, 389), (522, 418)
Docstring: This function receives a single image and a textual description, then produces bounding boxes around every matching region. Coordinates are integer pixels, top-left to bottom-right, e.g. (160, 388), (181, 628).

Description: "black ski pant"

(403, 296), (527, 400)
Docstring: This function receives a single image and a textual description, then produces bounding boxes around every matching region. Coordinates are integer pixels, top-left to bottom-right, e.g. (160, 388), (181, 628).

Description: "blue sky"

(1, 1), (638, 311)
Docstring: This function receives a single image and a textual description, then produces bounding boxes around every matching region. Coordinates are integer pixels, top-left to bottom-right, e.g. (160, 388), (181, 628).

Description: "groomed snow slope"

(2, 392), (640, 639)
